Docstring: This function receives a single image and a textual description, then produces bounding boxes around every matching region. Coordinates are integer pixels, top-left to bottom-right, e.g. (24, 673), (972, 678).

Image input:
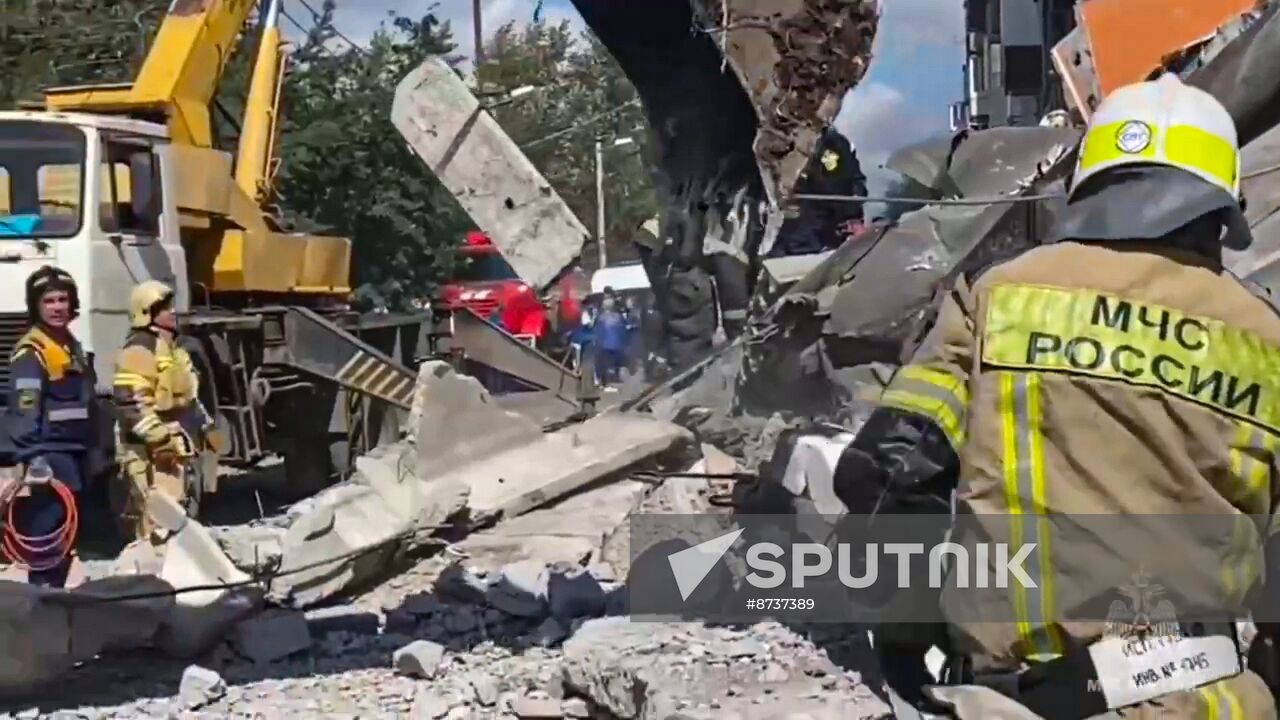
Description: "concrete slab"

(458, 413), (692, 521)
(148, 493), (264, 657)
(0, 576), (173, 696)
(410, 361), (543, 482)
(456, 480), (648, 571)
(392, 60), (590, 290)
(270, 484), (406, 607)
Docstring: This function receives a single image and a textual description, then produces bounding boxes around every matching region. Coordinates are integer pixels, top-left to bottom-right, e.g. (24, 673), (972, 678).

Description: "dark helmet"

(25, 266), (79, 322)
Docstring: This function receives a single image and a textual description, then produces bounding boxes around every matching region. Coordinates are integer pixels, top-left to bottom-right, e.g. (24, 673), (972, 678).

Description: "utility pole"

(473, 0), (484, 65)
(595, 138), (607, 270)
(594, 136), (635, 271)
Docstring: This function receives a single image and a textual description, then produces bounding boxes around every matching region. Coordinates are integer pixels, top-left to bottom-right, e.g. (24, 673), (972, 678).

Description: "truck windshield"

(453, 250), (520, 283)
(0, 121), (86, 239)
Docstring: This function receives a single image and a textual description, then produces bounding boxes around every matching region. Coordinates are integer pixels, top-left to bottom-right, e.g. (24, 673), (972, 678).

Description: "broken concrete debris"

(547, 569), (606, 620)
(0, 357), (696, 701)
(411, 686), (453, 719)
(303, 602), (381, 636)
(486, 559), (549, 617)
(560, 618), (890, 720)
(256, 361), (691, 609)
(179, 664), (226, 709)
(472, 673), (501, 706)
(12, 432), (894, 717)
(229, 609), (313, 664)
(512, 693), (563, 718)
(394, 639), (447, 679)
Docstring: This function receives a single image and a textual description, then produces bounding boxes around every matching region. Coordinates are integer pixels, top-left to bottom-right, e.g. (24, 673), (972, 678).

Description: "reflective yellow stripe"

(1223, 423), (1274, 603)
(113, 372), (152, 388)
(1201, 682), (1244, 720)
(983, 284), (1280, 434)
(1222, 682), (1244, 720)
(1202, 685), (1220, 720)
(879, 389), (966, 448)
(898, 366), (969, 404)
(1081, 120), (1158, 171)
(1166, 124), (1238, 195)
(1230, 422), (1276, 508)
(880, 365), (969, 449)
(999, 373), (1031, 647)
(1079, 121), (1237, 195)
(999, 371), (1063, 660)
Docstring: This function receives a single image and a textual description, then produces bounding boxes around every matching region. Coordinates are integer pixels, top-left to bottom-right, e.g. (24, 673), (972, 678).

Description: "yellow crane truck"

(0, 0), (423, 505)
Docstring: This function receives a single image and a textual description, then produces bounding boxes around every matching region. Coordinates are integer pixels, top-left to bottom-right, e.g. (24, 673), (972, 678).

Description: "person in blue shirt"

(594, 289), (628, 384)
(4, 266), (94, 587)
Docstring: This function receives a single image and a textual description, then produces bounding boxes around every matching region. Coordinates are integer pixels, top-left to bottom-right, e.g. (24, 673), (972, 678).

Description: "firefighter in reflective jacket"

(112, 281), (223, 540)
(3, 267), (93, 586)
(831, 75), (1279, 718)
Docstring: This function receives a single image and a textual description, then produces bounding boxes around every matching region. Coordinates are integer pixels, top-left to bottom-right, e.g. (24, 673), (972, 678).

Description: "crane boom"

(235, 0), (286, 202)
(43, 0), (260, 148)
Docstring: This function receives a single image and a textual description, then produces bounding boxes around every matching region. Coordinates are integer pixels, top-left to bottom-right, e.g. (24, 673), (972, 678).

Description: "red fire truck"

(440, 231), (551, 345)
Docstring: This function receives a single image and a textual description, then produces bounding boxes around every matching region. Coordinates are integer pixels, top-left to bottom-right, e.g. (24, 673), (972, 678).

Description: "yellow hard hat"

(129, 280), (174, 329)
(1070, 73), (1239, 200)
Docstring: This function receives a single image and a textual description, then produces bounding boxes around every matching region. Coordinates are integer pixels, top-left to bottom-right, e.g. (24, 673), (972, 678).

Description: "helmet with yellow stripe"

(129, 280), (175, 329)
(1070, 73), (1239, 201)
(1053, 73), (1251, 251)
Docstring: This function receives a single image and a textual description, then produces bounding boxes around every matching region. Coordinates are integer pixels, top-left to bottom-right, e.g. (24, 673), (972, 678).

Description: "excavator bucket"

(570, 0), (879, 227)
(569, 0), (878, 368)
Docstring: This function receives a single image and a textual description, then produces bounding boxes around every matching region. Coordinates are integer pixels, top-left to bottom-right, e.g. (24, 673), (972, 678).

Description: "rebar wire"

(793, 191), (1066, 206)
(68, 522), (448, 604)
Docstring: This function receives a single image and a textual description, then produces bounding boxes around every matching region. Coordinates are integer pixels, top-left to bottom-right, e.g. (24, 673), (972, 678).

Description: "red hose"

(1, 477), (78, 572)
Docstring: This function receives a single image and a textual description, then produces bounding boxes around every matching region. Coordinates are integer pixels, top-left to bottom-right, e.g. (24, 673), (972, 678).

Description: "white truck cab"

(0, 110), (188, 391)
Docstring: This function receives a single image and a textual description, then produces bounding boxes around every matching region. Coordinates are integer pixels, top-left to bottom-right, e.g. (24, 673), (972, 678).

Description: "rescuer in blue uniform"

(595, 289), (629, 384)
(4, 266), (94, 587)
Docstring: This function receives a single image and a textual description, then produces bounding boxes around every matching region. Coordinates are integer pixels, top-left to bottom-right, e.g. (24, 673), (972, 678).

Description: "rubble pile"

(6, 439), (891, 719)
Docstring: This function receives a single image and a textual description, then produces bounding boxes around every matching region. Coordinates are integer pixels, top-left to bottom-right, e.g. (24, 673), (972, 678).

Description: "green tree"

(478, 21), (658, 270)
(266, 3), (473, 309)
(0, 0), (167, 106)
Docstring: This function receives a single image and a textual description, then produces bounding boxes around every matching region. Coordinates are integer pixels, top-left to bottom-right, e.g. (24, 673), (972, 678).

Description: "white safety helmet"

(1070, 73), (1239, 200)
(1052, 73), (1250, 250)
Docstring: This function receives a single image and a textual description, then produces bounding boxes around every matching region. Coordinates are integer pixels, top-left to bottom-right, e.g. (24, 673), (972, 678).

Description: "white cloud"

(877, 0), (965, 48)
(832, 0), (964, 169)
(837, 80), (945, 164)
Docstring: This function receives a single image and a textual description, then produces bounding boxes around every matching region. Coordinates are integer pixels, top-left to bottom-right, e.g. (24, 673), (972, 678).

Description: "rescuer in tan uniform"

(832, 74), (1280, 718)
(112, 281), (224, 540)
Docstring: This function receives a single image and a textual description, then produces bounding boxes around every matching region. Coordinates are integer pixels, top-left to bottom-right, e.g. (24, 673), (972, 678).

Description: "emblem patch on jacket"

(17, 389), (37, 411)
(821, 149), (840, 172)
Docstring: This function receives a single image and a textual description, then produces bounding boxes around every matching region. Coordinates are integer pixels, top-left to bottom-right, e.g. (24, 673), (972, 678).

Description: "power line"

(519, 99), (642, 150)
(293, 0), (368, 54)
(793, 191), (1066, 206)
(280, 7), (315, 40)
(279, 6), (356, 64)
(73, 521), (450, 604)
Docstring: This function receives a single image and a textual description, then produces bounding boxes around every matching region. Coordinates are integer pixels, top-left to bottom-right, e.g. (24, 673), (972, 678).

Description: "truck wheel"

(666, 264), (718, 369)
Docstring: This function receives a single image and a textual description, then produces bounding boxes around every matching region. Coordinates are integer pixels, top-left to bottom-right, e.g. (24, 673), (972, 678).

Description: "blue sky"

(317, 0), (964, 168)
